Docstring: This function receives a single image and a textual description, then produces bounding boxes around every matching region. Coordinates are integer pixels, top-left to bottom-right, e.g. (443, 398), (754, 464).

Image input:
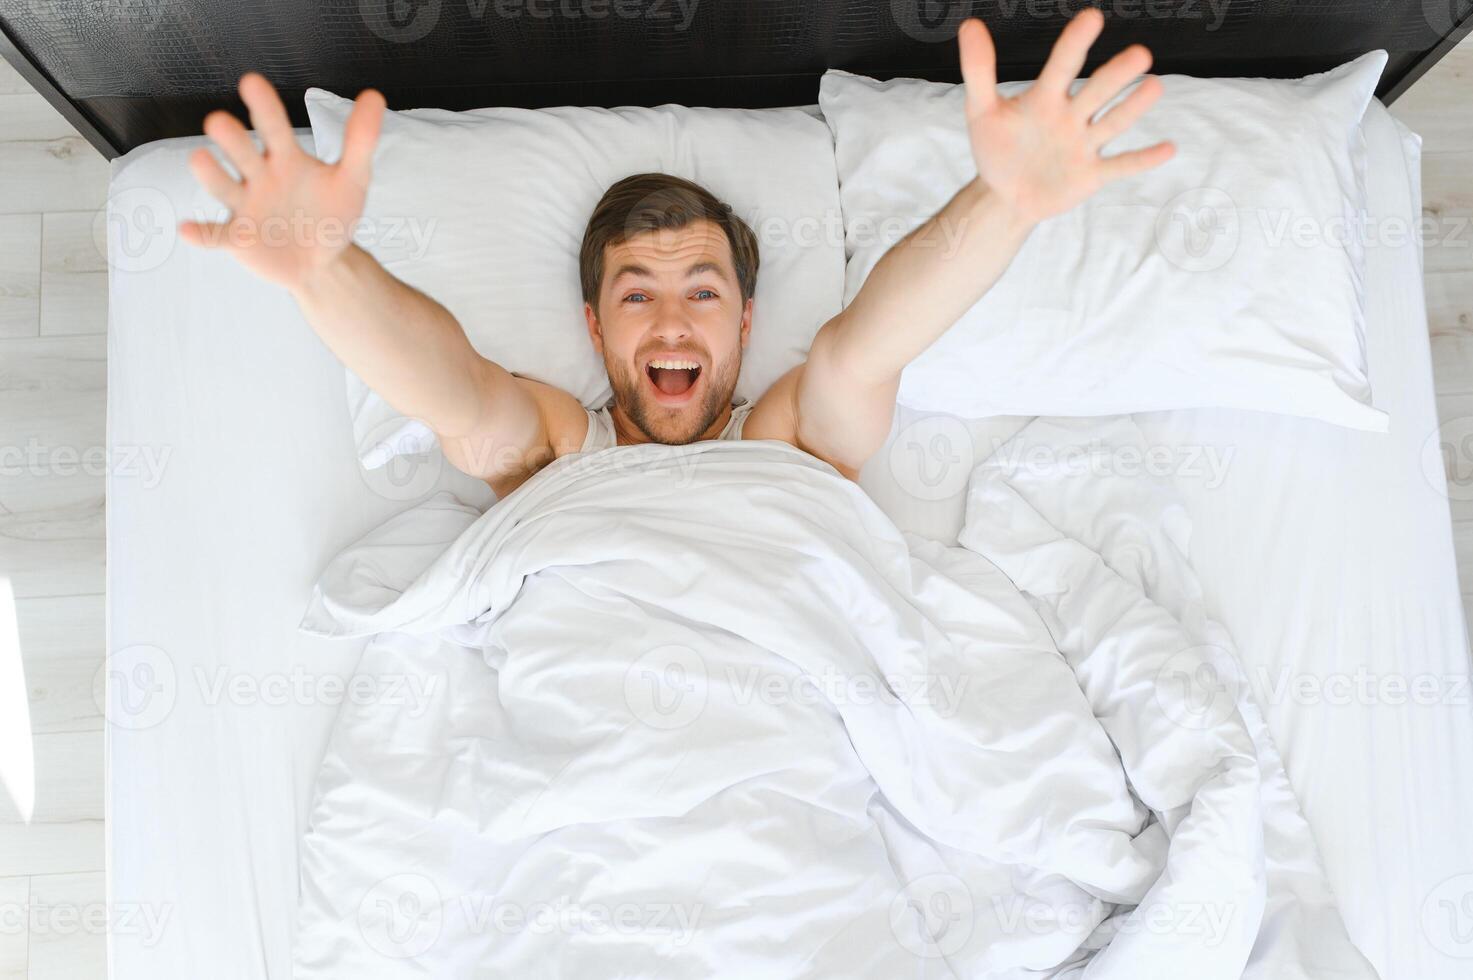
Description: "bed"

(2, 0), (1466, 977)
(95, 91), (1473, 979)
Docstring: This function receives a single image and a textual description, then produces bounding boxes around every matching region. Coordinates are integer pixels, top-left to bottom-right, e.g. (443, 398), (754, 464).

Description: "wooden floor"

(0, 42), (1469, 979)
(0, 52), (111, 980)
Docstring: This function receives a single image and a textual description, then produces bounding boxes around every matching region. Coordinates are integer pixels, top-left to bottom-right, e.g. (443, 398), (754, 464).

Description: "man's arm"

(180, 74), (568, 486)
(289, 245), (553, 481)
(770, 9), (1174, 475)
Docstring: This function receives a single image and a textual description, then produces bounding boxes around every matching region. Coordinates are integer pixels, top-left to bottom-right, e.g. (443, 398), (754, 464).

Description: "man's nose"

(650, 302), (693, 343)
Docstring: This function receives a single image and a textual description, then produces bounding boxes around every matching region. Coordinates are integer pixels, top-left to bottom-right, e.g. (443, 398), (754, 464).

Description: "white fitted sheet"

(860, 100), (1473, 978)
(106, 100), (1471, 980)
(104, 131), (495, 979)
(1144, 104), (1473, 979)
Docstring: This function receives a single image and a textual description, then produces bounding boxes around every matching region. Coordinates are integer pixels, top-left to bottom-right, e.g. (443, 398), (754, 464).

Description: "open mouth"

(645, 358), (702, 399)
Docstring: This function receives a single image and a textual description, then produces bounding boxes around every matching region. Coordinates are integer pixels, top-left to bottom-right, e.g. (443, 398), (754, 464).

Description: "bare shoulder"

(440, 373), (590, 497)
(744, 364), (865, 481)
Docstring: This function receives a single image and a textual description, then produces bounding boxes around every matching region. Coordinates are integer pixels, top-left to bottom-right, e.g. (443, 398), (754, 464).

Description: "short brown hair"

(579, 173), (760, 312)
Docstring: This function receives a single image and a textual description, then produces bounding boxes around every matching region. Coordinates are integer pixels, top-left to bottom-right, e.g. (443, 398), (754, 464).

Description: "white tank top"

(580, 400), (754, 453)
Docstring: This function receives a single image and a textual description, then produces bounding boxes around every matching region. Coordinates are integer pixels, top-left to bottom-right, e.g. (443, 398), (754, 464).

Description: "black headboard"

(3, 0), (1471, 160)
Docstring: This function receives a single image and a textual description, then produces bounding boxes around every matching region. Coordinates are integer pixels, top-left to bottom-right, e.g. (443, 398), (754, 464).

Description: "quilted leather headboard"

(2, 0), (1471, 158)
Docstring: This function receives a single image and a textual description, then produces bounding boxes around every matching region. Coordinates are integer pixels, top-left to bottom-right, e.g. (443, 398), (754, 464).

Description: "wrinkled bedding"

(293, 423), (1374, 978)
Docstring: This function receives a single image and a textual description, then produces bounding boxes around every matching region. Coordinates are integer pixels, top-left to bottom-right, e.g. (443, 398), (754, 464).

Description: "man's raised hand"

(959, 8), (1174, 225)
(179, 73), (386, 291)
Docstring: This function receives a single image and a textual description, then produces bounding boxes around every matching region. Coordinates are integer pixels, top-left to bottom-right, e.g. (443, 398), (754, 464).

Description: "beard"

(606, 348), (741, 446)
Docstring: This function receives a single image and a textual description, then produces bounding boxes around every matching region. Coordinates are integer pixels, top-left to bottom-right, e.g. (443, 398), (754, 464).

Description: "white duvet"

(293, 421), (1374, 978)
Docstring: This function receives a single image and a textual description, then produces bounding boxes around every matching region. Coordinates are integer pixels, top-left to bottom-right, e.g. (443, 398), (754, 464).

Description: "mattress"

(104, 102), (1471, 979)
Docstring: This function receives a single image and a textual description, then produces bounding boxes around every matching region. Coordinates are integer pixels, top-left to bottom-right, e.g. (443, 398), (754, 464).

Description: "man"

(181, 10), (1171, 497)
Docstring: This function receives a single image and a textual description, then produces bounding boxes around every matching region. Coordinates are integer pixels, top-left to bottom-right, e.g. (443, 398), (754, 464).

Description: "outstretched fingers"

(1089, 74), (1165, 148)
(203, 109), (263, 180)
(957, 19), (999, 116)
(1097, 140), (1176, 183)
(339, 88), (386, 186)
(188, 147), (243, 209)
(1074, 43), (1152, 120)
(178, 220), (232, 250)
(238, 72), (298, 158)
(1034, 7), (1104, 99)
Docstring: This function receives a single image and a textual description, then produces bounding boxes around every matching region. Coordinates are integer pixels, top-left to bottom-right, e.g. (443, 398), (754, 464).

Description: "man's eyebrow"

(685, 261), (727, 279)
(609, 260), (733, 283)
(609, 263), (652, 282)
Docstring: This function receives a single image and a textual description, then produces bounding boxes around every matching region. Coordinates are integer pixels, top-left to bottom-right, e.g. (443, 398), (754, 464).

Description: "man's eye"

(693, 289), (717, 301)
(624, 293), (650, 303)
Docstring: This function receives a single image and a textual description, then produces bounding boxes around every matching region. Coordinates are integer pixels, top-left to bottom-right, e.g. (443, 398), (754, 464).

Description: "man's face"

(585, 219), (752, 445)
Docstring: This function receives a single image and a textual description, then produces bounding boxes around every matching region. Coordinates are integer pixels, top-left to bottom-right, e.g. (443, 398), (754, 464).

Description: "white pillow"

(819, 52), (1389, 431)
(305, 91), (845, 467)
